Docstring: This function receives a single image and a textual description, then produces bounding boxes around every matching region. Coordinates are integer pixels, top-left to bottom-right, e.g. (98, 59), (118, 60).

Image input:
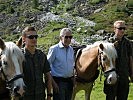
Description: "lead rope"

(98, 49), (104, 82)
(100, 68), (103, 81)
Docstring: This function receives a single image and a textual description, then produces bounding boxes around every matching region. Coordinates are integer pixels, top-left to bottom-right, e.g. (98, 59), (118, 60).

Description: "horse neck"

(75, 46), (99, 79)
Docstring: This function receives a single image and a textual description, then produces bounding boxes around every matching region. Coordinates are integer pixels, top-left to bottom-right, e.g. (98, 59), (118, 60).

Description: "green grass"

(76, 77), (133, 100)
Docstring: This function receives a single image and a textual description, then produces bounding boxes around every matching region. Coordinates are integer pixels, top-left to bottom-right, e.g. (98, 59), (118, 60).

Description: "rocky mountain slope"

(0, 0), (133, 47)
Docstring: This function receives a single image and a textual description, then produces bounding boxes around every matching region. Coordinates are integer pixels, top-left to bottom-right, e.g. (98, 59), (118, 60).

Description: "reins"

(98, 48), (116, 81)
(98, 49), (104, 81)
(98, 49), (104, 72)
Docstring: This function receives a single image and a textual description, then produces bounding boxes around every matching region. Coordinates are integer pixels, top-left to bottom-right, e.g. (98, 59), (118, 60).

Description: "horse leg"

(71, 82), (81, 100)
(71, 88), (77, 100)
(85, 82), (93, 100)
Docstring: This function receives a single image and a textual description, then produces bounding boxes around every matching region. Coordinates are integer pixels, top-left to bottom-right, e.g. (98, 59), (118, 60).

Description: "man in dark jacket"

(21, 26), (53, 100)
(104, 20), (133, 100)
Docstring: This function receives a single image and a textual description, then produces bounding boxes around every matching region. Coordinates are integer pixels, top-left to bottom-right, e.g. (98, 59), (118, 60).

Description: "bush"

(7, 6), (15, 14)
(0, 4), (6, 12)
(90, 0), (103, 4)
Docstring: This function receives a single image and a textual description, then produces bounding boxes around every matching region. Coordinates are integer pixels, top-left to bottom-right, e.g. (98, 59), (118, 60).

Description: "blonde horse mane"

(83, 41), (117, 60)
(4, 42), (25, 74)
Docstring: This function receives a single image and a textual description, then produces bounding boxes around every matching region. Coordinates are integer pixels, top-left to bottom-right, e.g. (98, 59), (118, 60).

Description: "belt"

(53, 76), (73, 82)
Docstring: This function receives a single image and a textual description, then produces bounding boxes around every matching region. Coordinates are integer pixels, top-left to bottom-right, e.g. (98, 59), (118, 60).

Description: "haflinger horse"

(72, 41), (118, 100)
(0, 37), (25, 99)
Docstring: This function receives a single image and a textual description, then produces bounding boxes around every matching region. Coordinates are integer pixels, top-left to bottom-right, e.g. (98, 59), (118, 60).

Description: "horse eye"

(4, 61), (8, 65)
(102, 57), (106, 61)
(2, 61), (8, 66)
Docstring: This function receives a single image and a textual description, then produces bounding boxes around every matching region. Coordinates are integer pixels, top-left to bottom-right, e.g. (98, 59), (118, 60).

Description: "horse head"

(0, 37), (25, 96)
(98, 42), (118, 85)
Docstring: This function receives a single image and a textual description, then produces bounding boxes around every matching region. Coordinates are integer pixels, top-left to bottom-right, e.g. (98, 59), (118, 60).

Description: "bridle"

(0, 59), (23, 90)
(98, 49), (116, 77)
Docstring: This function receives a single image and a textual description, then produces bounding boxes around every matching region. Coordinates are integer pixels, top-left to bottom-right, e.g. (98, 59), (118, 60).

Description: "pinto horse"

(0, 37), (25, 99)
(72, 41), (118, 100)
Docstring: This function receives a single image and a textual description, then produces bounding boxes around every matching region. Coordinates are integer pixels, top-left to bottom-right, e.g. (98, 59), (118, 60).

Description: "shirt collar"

(23, 47), (39, 56)
(58, 41), (70, 48)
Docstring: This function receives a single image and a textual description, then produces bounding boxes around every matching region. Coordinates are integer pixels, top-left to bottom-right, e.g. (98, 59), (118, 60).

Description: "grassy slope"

(75, 77), (133, 100)
(37, 1), (133, 50)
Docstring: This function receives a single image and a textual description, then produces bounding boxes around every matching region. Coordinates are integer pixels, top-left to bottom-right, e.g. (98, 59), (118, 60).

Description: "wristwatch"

(47, 93), (53, 97)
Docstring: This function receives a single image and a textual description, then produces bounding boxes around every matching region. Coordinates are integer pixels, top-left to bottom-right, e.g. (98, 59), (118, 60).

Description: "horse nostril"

(109, 77), (112, 81)
(13, 86), (19, 93)
(107, 78), (111, 84)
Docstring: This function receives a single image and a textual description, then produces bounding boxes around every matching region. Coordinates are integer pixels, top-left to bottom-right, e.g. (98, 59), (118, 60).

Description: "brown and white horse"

(72, 41), (118, 100)
(0, 37), (25, 99)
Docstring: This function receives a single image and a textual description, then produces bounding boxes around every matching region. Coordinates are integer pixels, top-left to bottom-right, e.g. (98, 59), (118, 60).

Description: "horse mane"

(5, 42), (24, 59)
(83, 41), (117, 60)
(96, 41), (117, 60)
(4, 42), (25, 74)
(16, 36), (23, 48)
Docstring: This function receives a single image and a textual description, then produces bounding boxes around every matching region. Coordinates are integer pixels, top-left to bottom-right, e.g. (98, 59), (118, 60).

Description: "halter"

(98, 48), (116, 77)
(0, 61), (23, 89)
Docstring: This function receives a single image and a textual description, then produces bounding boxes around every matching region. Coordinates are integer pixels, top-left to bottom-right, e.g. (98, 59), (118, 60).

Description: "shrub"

(0, 4), (6, 12)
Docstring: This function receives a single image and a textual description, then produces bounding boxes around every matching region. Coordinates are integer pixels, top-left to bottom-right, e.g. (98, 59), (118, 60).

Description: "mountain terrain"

(0, 0), (133, 52)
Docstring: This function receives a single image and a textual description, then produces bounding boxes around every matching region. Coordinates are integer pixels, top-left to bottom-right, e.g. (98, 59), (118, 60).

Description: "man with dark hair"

(21, 26), (53, 100)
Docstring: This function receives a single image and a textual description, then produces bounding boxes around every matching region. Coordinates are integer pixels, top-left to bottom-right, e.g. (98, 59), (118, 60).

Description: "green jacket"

(109, 36), (132, 79)
(22, 48), (51, 99)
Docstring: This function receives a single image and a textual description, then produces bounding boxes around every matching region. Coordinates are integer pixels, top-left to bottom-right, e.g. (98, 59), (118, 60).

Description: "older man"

(47, 28), (75, 100)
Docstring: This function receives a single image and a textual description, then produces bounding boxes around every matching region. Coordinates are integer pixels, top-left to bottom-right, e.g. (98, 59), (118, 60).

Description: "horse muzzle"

(13, 86), (25, 96)
(106, 71), (118, 85)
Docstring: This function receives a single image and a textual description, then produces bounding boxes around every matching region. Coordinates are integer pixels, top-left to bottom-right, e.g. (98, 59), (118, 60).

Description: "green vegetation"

(75, 77), (133, 100)
(0, 0), (133, 51)
(37, 0), (133, 50)
(32, 0), (39, 9)
(0, 1), (133, 99)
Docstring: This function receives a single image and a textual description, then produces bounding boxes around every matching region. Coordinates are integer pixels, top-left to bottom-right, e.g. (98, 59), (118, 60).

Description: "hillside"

(0, 0), (133, 51)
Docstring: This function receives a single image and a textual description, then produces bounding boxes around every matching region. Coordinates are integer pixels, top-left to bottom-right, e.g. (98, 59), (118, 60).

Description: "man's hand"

(52, 80), (59, 93)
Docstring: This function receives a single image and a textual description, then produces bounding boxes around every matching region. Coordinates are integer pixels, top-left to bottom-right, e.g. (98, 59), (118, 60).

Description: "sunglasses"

(64, 36), (73, 39)
(26, 35), (38, 39)
(116, 27), (126, 30)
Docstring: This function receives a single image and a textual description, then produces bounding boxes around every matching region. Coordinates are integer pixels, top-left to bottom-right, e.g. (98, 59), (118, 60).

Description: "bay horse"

(72, 41), (118, 100)
(0, 37), (25, 100)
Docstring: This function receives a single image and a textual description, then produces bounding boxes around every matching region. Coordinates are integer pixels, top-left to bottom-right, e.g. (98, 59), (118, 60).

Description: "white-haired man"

(47, 28), (75, 100)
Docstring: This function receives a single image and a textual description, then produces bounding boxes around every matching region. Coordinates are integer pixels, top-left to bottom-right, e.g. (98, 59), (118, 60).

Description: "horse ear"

(113, 41), (119, 48)
(99, 43), (104, 50)
(0, 37), (6, 50)
(16, 36), (23, 48)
